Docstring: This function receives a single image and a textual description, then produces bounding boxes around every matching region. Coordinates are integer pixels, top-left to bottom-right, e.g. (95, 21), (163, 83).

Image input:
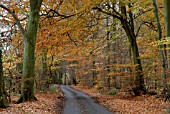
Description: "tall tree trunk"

(41, 46), (48, 90)
(152, 0), (167, 91)
(17, 0), (42, 103)
(106, 16), (111, 90)
(164, 0), (170, 43)
(120, 3), (146, 95)
(91, 12), (99, 86)
(0, 49), (8, 108)
(121, 19), (146, 95)
(164, 0), (170, 94)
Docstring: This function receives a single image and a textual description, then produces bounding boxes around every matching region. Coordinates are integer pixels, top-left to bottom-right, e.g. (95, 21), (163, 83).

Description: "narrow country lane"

(60, 85), (112, 114)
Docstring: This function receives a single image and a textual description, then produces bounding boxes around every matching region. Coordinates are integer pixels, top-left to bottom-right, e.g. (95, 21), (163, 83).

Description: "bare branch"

(92, 6), (123, 20)
(135, 23), (144, 37)
(66, 32), (78, 47)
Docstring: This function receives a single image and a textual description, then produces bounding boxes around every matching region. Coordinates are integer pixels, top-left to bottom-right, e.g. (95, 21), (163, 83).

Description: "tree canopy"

(0, 0), (169, 108)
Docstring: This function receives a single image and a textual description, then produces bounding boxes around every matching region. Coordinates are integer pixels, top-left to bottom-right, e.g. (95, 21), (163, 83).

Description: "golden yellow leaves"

(3, 53), (21, 76)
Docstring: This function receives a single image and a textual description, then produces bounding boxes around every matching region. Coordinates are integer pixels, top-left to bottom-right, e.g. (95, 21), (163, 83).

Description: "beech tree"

(152, 0), (167, 93)
(0, 1), (168, 107)
(93, 1), (147, 95)
(0, 0), (42, 103)
(164, 0), (170, 93)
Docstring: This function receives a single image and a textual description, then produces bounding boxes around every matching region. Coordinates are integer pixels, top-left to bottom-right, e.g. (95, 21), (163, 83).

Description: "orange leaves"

(0, 90), (63, 114)
(72, 85), (166, 114)
(36, 1), (96, 66)
(14, 7), (20, 13)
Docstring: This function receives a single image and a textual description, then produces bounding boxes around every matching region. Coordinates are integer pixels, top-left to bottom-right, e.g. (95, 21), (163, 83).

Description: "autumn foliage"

(0, 0), (170, 113)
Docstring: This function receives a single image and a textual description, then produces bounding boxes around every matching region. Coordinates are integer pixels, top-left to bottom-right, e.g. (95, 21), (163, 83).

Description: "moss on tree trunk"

(16, 0), (42, 103)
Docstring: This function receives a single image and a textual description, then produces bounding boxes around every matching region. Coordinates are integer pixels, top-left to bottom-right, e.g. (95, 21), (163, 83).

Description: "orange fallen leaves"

(0, 90), (63, 114)
(71, 85), (168, 114)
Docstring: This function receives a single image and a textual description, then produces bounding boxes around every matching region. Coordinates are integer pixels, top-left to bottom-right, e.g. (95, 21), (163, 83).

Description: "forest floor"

(0, 85), (64, 114)
(71, 85), (170, 114)
(1, 85), (170, 114)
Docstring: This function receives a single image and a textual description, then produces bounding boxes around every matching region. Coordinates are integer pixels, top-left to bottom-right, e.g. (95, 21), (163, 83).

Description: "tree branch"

(0, 4), (26, 38)
(66, 32), (78, 47)
(134, 8), (153, 19)
(92, 6), (123, 20)
(135, 23), (144, 37)
(17, 1), (29, 18)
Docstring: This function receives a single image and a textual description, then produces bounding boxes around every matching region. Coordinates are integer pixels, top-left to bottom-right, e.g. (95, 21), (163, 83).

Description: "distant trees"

(93, 1), (147, 95)
(152, 0), (167, 94)
(0, 45), (8, 108)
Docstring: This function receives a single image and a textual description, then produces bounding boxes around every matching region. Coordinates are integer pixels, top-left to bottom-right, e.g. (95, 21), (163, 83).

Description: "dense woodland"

(0, 0), (170, 109)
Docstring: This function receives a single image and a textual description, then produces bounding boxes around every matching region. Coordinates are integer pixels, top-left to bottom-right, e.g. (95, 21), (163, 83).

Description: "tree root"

(15, 96), (37, 104)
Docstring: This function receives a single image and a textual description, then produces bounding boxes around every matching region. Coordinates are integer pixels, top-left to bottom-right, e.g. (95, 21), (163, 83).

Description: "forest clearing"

(0, 0), (170, 114)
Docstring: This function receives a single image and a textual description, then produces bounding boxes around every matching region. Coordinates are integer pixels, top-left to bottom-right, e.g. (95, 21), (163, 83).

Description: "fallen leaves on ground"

(71, 85), (168, 114)
(0, 85), (63, 114)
